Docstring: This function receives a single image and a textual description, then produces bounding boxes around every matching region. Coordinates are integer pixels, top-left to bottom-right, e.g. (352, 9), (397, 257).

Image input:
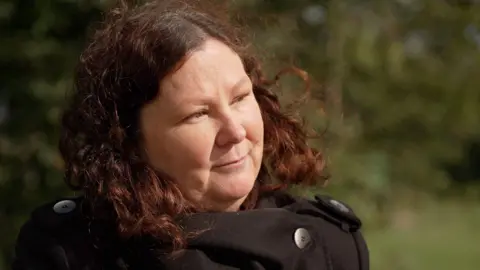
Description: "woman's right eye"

(185, 109), (209, 122)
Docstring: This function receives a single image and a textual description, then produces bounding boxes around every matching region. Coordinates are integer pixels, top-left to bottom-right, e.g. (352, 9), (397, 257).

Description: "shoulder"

(12, 196), (105, 270)
(16, 196), (90, 246)
(26, 196), (86, 231)
(262, 190), (363, 231)
(276, 191), (369, 269)
(295, 192), (369, 269)
(15, 196), (87, 245)
(308, 193), (363, 231)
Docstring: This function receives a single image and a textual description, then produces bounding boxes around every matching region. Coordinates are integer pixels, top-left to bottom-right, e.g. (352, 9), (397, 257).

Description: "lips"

(213, 155), (247, 168)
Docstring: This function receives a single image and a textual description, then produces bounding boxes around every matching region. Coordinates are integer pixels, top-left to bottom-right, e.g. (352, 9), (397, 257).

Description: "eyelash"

(232, 93), (249, 104)
(187, 109), (209, 120)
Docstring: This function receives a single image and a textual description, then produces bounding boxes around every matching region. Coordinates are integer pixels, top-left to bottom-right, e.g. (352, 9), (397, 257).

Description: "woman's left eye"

(232, 93), (249, 104)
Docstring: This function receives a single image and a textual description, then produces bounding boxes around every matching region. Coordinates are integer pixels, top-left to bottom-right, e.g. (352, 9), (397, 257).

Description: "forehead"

(159, 39), (250, 102)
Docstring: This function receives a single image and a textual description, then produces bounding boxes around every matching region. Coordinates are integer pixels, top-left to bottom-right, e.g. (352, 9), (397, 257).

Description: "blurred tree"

(1, 0), (480, 268)
(234, 0), (480, 201)
(0, 0), (106, 267)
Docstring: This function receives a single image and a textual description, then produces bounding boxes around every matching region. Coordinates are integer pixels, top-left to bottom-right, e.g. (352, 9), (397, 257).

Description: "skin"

(140, 38), (264, 212)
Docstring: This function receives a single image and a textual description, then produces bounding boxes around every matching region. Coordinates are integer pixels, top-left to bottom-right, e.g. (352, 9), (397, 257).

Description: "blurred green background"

(1, 0), (480, 269)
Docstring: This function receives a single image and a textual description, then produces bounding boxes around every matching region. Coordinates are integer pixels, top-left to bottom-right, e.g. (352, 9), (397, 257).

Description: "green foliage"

(1, 0), (480, 269)
(240, 0), (480, 189)
(0, 0), (106, 267)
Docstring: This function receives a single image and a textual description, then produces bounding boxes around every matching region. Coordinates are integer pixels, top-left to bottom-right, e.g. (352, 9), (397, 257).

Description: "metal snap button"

(53, 200), (76, 214)
(294, 228), (311, 249)
(329, 199), (349, 213)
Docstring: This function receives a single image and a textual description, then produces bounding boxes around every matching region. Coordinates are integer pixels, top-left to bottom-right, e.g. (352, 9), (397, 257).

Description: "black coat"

(12, 191), (369, 270)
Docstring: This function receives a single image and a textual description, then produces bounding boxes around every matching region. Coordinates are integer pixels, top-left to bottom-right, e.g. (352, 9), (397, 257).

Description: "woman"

(12, 0), (369, 269)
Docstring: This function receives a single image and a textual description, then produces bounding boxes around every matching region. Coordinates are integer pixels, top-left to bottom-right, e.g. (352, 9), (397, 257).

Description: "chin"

(212, 172), (256, 202)
(225, 176), (256, 198)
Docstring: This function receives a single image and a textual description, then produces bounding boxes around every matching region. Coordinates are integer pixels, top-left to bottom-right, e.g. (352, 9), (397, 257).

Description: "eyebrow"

(230, 75), (251, 91)
(174, 75), (252, 106)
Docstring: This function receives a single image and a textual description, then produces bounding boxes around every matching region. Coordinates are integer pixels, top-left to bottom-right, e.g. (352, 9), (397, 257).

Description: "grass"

(364, 198), (480, 270)
(293, 186), (480, 269)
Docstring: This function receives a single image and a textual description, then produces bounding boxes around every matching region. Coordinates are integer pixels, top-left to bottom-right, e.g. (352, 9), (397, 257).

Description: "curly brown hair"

(59, 0), (326, 253)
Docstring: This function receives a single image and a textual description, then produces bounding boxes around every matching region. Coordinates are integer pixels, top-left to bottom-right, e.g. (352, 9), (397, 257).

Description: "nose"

(215, 112), (246, 147)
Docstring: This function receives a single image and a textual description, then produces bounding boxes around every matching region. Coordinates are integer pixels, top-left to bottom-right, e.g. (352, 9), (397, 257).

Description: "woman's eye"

(185, 110), (208, 121)
(232, 92), (250, 104)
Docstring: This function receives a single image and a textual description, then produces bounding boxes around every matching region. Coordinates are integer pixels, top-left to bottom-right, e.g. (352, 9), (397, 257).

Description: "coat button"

(294, 228), (311, 249)
(329, 199), (349, 213)
(53, 200), (76, 214)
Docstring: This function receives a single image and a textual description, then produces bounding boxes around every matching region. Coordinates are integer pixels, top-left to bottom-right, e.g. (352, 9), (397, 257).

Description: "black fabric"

(12, 191), (369, 270)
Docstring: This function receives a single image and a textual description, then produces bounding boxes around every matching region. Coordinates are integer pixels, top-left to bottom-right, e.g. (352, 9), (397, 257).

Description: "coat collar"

(168, 192), (311, 267)
(118, 191), (363, 269)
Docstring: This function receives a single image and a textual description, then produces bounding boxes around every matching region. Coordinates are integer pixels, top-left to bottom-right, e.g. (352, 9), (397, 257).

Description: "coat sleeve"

(352, 229), (369, 270)
(11, 219), (70, 270)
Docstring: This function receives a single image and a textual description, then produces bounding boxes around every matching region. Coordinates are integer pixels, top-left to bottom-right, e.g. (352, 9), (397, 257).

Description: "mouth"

(213, 155), (247, 168)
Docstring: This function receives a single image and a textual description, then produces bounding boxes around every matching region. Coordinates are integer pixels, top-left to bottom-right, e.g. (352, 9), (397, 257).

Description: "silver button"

(329, 199), (349, 213)
(53, 200), (76, 214)
(294, 228), (311, 249)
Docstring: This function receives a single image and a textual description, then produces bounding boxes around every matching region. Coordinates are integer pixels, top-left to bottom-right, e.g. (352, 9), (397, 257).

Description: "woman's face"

(140, 39), (264, 212)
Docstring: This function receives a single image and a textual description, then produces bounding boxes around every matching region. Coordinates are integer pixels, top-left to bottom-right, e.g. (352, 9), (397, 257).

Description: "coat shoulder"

(266, 191), (363, 231)
(29, 196), (86, 229)
(306, 193), (369, 269)
(12, 196), (110, 270)
(309, 193), (363, 231)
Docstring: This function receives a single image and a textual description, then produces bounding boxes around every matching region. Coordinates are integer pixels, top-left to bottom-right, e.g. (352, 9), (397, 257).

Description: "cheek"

(242, 101), (264, 173)
(242, 99), (264, 144)
(146, 125), (216, 172)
